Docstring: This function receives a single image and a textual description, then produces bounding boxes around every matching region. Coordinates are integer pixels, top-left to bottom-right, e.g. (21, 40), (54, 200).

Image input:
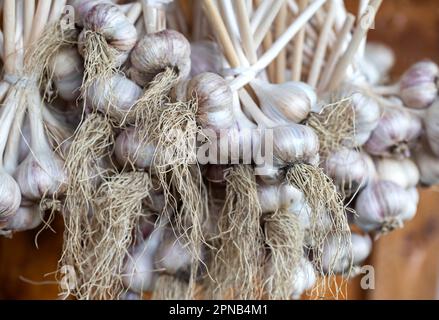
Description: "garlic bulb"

(355, 180), (418, 233)
(425, 100), (439, 157)
(364, 107), (422, 158)
(154, 229), (193, 276)
(186, 72), (235, 131)
(399, 61), (438, 109)
(291, 258), (316, 300)
(270, 124), (320, 168)
(251, 80), (316, 124)
(257, 183), (302, 214)
(86, 74), (142, 123)
(324, 148), (369, 196)
(415, 144), (439, 186)
(1, 205), (43, 233)
(78, 3), (138, 67)
(50, 47), (84, 101)
(350, 91), (381, 146)
(190, 41), (222, 77)
(122, 227), (162, 293)
(71, 0), (112, 25)
(365, 43), (395, 79)
(0, 172), (22, 223)
(375, 158), (420, 189)
(321, 233), (372, 275)
(114, 128), (156, 171)
(130, 30), (191, 87)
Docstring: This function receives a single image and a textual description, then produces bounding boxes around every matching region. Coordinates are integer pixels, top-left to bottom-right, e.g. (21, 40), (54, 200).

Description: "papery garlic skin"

(0, 172), (22, 223)
(251, 80), (315, 124)
(78, 3), (137, 66)
(86, 74), (142, 123)
(1, 205), (43, 233)
(415, 145), (439, 186)
(114, 128), (156, 171)
(375, 158), (420, 189)
(324, 148), (369, 195)
(400, 61), (439, 109)
(355, 180), (417, 233)
(14, 152), (67, 201)
(257, 183), (302, 214)
(130, 30), (191, 87)
(190, 41), (222, 77)
(425, 100), (439, 157)
(50, 47), (84, 101)
(350, 91), (381, 146)
(187, 72), (235, 131)
(364, 107), (422, 158)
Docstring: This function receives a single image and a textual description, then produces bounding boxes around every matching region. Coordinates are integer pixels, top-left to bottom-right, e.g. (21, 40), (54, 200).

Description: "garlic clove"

(400, 61), (439, 109)
(251, 79), (315, 124)
(364, 107), (422, 158)
(375, 157), (420, 189)
(130, 30), (191, 87)
(0, 172), (22, 223)
(257, 183), (302, 214)
(425, 99), (439, 157)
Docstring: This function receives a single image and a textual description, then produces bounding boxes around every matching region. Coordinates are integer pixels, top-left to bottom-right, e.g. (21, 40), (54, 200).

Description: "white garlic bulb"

(415, 144), (439, 186)
(291, 258), (316, 300)
(425, 99), (439, 157)
(365, 43), (395, 79)
(364, 107), (422, 158)
(78, 3), (138, 67)
(375, 158), (420, 189)
(321, 233), (372, 275)
(324, 148), (369, 196)
(122, 227), (162, 293)
(399, 61), (438, 109)
(1, 205), (43, 233)
(14, 152), (67, 201)
(270, 124), (320, 168)
(350, 91), (381, 146)
(0, 172), (22, 223)
(190, 41), (222, 77)
(86, 74), (142, 123)
(71, 0), (112, 25)
(114, 128), (156, 170)
(355, 180), (418, 233)
(257, 183), (302, 214)
(130, 30), (191, 87)
(50, 47), (84, 101)
(251, 80), (316, 124)
(187, 72), (235, 131)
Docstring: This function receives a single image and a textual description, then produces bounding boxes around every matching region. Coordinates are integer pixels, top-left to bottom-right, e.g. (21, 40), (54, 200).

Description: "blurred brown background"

(1, 0), (439, 300)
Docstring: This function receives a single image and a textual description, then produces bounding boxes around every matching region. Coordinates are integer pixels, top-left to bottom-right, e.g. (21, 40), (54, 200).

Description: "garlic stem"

(3, 0), (16, 74)
(27, 88), (52, 155)
(0, 81), (10, 102)
(253, 0), (285, 49)
(0, 91), (19, 168)
(235, 0), (257, 64)
(238, 89), (276, 128)
(48, 0), (67, 24)
(126, 2), (142, 24)
(372, 83), (400, 96)
(291, 0), (308, 82)
(250, 0), (272, 33)
(23, 0), (35, 47)
(29, 0), (52, 45)
(142, 0), (167, 34)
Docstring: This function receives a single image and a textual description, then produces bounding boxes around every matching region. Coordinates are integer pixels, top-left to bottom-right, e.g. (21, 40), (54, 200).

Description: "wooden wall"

(1, 0), (439, 300)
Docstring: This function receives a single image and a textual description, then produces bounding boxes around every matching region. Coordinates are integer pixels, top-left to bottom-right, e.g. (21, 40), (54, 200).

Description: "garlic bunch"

(321, 233), (372, 275)
(86, 74), (142, 123)
(364, 107), (422, 158)
(425, 99), (439, 157)
(399, 61), (438, 110)
(324, 148), (370, 196)
(129, 30), (191, 87)
(190, 41), (223, 77)
(251, 80), (316, 124)
(78, 3), (138, 67)
(414, 143), (439, 186)
(355, 180), (418, 234)
(375, 158), (420, 189)
(114, 128), (156, 171)
(50, 47), (84, 101)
